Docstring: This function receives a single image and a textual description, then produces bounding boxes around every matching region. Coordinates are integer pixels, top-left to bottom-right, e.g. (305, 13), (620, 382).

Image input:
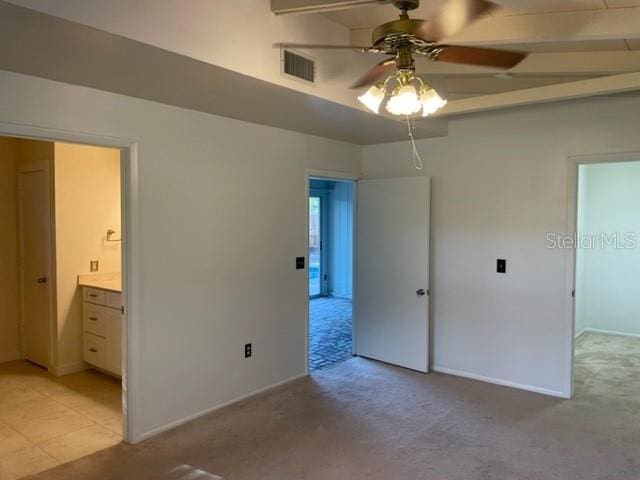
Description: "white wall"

(328, 182), (353, 299)
(363, 97), (640, 397)
(0, 136), (20, 363)
(53, 142), (121, 370)
(575, 161), (640, 338)
(0, 70), (360, 440)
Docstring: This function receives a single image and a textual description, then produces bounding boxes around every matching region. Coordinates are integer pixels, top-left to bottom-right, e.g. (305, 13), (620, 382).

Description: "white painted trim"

(272, 0), (386, 15)
(432, 366), (567, 399)
(0, 121), (139, 445)
(137, 373), (307, 442)
(306, 168), (360, 181)
(351, 181), (358, 356)
(0, 351), (21, 364)
(440, 72), (640, 118)
(304, 171), (310, 375)
(582, 327), (640, 339)
(565, 149), (640, 401)
(51, 361), (89, 376)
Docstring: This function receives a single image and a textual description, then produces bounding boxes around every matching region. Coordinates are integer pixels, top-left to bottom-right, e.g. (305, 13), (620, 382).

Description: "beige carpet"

(24, 332), (640, 480)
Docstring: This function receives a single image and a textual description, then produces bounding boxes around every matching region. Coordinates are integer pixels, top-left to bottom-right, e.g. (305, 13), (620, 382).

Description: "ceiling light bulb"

(357, 85), (385, 114)
(386, 85), (422, 116)
(420, 88), (447, 117)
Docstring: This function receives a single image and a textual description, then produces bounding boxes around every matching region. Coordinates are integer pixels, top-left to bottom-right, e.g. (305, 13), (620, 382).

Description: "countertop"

(78, 273), (122, 293)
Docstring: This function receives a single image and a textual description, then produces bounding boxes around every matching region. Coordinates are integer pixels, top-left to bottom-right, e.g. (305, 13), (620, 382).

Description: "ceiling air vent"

(282, 49), (315, 84)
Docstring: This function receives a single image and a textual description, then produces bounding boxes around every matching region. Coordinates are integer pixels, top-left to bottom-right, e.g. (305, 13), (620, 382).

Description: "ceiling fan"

(277, 0), (528, 117)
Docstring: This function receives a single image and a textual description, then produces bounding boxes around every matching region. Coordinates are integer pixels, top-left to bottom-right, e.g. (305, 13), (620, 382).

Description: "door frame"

(308, 188), (328, 298)
(304, 169), (359, 374)
(17, 160), (56, 369)
(0, 121), (140, 444)
(565, 150), (640, 399)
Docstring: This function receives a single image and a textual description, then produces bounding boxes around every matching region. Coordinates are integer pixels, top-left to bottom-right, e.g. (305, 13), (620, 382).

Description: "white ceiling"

(326, 0), (640, 55)
(3, 0), (640, 122)
(320, 0), (640, 96)
(325, 0), (640, 30)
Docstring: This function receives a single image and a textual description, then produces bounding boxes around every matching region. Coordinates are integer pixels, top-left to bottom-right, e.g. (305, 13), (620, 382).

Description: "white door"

(355, 177), (430, 372)
(18, 162), (53, 368)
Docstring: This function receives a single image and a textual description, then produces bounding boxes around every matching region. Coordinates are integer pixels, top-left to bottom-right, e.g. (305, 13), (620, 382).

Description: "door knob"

(37, 277), (47, 284)
(416, 288), (426, 296)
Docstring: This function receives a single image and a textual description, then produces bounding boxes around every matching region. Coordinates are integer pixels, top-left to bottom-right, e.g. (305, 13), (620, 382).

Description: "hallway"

(309, 297), (352, 372)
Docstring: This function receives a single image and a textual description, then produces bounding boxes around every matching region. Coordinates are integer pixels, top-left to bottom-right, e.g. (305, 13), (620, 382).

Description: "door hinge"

(121, 305), (125, 315)
(571, 290), (575, 298)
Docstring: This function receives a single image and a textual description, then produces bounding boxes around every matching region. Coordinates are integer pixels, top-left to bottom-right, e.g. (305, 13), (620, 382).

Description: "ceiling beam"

(436, 72), (640, 117)
(416, 51), (640, 76)
(352, 7), (640, 45)
(271, 0), (388, 15)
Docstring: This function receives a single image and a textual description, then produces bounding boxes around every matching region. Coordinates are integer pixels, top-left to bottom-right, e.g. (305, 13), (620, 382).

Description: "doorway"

(0, 135), (129, 478)
(571, 158), (640, 400)
(308, 178), (354, 372)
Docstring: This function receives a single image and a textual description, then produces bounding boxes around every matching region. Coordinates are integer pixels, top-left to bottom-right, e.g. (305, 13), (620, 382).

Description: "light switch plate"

(90, 260), (99, 272)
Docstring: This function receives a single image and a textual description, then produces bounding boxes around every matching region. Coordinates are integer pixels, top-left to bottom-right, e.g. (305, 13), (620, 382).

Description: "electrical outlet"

(90, 260), (99, 272)
(497, 259), (506, 274)
(244, 343), (252, 358)
(296, 257), (305, 270)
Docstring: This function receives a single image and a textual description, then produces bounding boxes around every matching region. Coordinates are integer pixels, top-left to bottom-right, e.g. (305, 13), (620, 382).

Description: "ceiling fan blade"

(414, 0), (498, 43)
(350, 57), (396, 89)
(274, 43), (374, 51)
(431, 45), (527, 69)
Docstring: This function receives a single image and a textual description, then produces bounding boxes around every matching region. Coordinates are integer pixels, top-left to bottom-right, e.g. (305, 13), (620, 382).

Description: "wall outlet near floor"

(244, 343), (252, 358)
(497, 259), (506, 274)
(90, 260), (99, 272)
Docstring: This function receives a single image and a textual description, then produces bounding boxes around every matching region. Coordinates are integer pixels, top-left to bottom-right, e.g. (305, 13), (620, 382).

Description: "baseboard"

(583, 327), (640, 339)
(51, 361), (89, 376)
(0, 350), (21, 364)
(575, 328), (586, 339)
(135, 373), (308, 443)
(432, 365), (567, 399)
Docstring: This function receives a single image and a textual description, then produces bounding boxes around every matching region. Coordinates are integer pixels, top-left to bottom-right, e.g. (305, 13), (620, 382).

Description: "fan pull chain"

(406, 116), (423, 171)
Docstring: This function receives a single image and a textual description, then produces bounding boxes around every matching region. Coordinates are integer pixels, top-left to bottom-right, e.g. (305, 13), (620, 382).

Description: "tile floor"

(309, 297), (352, 372)
(0, 361), (122, 480)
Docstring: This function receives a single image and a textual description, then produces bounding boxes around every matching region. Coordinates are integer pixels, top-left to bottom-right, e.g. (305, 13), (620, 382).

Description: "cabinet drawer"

(83, 287), (106, 305)
(106, 309), (122, 376)
(83, 304), (108, 337)
(83, 333), (106, 369)
(106, 292), (122, 310)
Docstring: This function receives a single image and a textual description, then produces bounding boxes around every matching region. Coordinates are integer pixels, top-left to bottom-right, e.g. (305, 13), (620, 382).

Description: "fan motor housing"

(372, 18), (432, 47)
(393, 0), (420, 11)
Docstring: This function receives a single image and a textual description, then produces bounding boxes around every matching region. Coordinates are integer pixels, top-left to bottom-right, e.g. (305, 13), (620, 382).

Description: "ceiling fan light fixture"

(357, 84), (385, 114)
(385, 84), (422, 116)
(420, 87), (447, 117)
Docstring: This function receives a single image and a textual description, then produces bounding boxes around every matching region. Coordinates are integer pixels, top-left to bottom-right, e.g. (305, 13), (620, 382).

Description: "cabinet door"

(105, 308), (122, 376)
(83, 333), (107, 369)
